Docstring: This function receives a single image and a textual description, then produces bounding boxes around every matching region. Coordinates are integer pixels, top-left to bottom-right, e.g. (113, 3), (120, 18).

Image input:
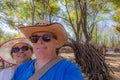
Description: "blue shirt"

(12, 59), (84, 80)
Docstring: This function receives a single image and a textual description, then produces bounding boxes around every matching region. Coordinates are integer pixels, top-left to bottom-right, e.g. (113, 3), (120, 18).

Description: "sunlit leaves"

(0, 0), (119, 47)
(47, 2), (60, 16)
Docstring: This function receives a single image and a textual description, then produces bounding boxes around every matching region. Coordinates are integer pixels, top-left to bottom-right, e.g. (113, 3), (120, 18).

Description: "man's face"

(30, 32), (59, 58)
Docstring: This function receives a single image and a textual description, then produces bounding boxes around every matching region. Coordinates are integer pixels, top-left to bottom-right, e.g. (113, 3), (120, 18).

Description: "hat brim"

(19, 23), (68, 48)
(0, 38), (33, 64)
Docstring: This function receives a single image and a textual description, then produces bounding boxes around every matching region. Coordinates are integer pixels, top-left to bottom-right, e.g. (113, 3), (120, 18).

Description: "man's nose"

(37, 38), (44, 44)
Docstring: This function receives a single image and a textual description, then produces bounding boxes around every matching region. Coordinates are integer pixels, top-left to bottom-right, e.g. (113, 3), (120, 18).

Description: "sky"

(0, 5), (117, 38)
(2, 27), (18, 33)
(0, 18), (116, 35)
(0, 22), (18, 34)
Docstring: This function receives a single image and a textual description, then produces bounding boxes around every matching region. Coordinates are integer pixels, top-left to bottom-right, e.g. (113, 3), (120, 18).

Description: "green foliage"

(0, 0), (119, 47)
(108, 0), (120, 23)
(0, 28), (23, 44)
(47, 2), (60, 16)
(0, 0), (61, 27)
(0, 29), (12, 44)
(112, 8), (120, 22)
(110, 0), (120, 7)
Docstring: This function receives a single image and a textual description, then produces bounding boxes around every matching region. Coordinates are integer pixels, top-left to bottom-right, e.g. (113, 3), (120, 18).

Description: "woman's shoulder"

(0, 67), (12, 72)
(0, 67), (12, 75)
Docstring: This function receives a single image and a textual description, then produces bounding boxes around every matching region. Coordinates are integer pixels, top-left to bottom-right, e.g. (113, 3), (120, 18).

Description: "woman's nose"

(19, 49), (24, 53)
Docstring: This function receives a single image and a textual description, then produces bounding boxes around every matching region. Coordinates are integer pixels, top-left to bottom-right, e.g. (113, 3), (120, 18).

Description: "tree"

(58, 0), (112, 80)
(0, 0), (61, 42)
(116, 26), (120, 32)
(112, 23), (120, 48)
(0, 0), (114, 79)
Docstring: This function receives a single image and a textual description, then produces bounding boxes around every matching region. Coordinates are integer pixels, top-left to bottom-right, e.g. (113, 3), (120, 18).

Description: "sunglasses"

(12, 46), (29, 53)
(29, 34), (56, 43)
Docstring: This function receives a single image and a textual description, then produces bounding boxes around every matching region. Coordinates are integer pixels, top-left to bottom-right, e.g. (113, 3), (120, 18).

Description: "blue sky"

(0, 22), (18, 34)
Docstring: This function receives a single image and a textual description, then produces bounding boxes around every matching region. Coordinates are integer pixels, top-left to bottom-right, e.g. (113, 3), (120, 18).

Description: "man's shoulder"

(58, 59), (78, 68)
(17, 59), (35, 70)
(60, 59), (76, 65)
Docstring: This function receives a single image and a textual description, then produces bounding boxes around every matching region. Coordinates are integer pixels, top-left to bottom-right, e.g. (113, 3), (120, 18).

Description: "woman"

(0, 38), (33, 80)
(12, 20), (84, 80)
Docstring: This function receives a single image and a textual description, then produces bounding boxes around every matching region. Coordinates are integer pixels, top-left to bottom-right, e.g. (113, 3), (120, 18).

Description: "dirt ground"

(105, 52), (120, 80)
(59, 52), (120, 80)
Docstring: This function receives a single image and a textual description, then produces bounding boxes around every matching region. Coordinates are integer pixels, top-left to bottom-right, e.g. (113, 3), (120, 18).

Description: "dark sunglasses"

(29, 34), (56, 43)
(12, 46), (29, 53)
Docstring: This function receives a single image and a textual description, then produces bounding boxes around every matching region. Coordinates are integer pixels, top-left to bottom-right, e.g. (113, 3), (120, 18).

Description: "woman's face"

(11, 43), (33, 64)
(30, 32), (59, 59)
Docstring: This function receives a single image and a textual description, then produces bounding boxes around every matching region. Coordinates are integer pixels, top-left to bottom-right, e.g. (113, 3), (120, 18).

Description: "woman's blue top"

(12, 59), (84, 80)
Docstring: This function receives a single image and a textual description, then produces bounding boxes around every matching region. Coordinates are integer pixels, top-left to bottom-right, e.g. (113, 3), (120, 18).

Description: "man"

(12, 20), (84, 80)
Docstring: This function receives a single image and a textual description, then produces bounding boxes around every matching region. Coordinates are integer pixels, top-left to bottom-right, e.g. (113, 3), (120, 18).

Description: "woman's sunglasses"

(29, 34), (56, 43)
(11, 46), (29, 53)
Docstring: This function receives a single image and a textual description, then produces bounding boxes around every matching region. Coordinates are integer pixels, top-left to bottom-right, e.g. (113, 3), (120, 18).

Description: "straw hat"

(0, 38), (33, 64)
(18, 20), (68, 48)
